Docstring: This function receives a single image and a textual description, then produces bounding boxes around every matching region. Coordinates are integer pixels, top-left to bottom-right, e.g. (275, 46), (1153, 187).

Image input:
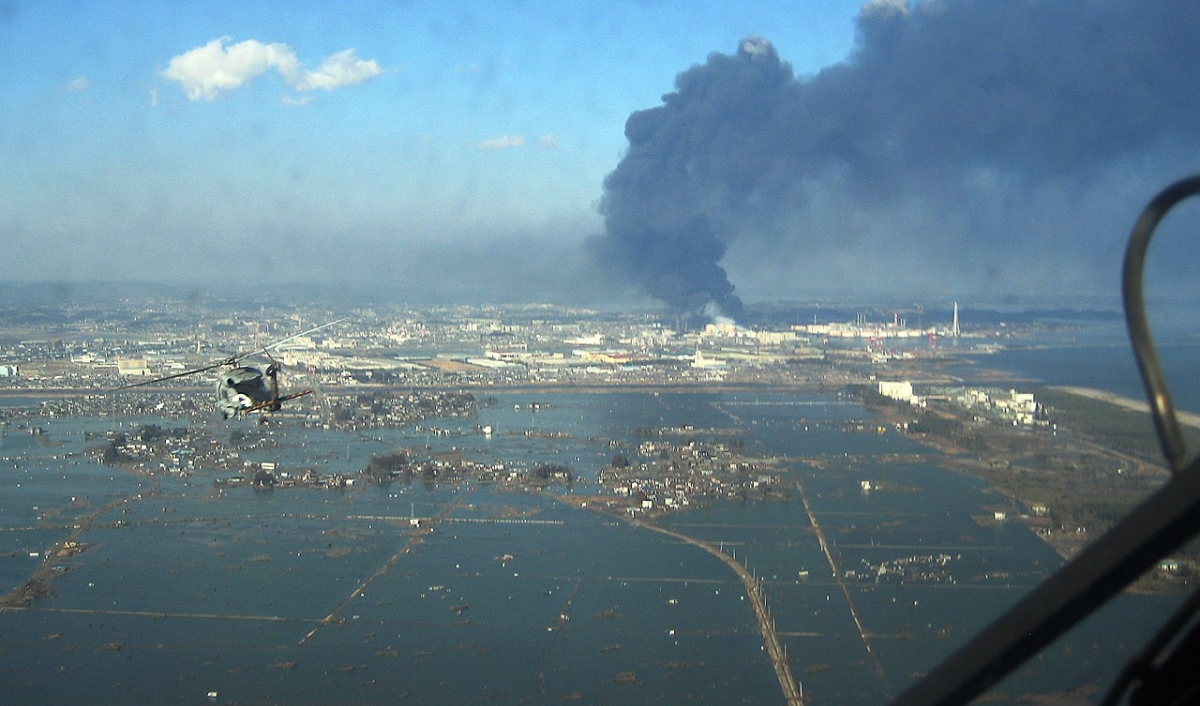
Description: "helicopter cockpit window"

(3, 2), (1199, 704)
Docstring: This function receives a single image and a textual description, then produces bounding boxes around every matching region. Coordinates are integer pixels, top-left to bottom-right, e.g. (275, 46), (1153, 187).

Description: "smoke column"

(591, 36), (789, 321)
(590, 1), (1200, 309)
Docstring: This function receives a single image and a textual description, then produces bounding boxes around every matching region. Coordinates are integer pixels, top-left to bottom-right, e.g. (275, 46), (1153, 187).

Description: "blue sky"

(1, 1), (860, 293)
(3, 1), (1199, 309)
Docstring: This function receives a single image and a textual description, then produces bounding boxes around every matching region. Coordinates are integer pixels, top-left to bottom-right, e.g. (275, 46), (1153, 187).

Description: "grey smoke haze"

(590, 0), (1200, 313)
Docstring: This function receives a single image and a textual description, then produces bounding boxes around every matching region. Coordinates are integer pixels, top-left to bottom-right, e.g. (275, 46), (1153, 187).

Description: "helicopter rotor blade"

(239, 388), (314, 415)
(108, 318), (345, 394)
(109, 358), (235, 392)
(254, 318), (348, 358)
(241, 318), (345, 405)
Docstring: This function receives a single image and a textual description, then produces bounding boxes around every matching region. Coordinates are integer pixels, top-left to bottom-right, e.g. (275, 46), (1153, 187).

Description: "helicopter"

(112, 318), (347, 419)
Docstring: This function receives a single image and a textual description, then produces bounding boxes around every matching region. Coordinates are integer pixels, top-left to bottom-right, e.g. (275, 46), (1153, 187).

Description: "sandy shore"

(1052, 386), (1200, 430)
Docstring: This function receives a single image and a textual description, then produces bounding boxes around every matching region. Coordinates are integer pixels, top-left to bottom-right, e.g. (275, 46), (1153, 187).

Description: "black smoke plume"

(592, 36), (789, 320)
(591, 1), (1200, 308)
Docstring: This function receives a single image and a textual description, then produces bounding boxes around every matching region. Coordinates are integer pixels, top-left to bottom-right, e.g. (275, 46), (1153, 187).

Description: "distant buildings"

(116, 359), (151, 377)
(878, 380), (1045, 426)
(796, 318), (932, 339)
(959, 388), (1042, 425)
(878, 380), (925, 407)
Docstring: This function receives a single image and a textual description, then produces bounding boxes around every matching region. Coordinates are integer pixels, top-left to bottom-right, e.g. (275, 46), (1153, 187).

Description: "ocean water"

(0, 388), (1181, 705)
(961, 342), (1200, 418)
(947, 318), (1200, 414)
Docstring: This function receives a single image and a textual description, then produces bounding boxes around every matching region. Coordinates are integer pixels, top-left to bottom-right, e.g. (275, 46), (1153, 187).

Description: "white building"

(878, 380), (925, 406)
(878, 381), (914, 400)
(116, 359), (151, 377)
(994, 389), (1039, 425)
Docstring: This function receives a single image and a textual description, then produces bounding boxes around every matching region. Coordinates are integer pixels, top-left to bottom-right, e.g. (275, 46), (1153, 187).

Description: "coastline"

(880, 387), (1183, 571)
(1051, 386), (1200, 430)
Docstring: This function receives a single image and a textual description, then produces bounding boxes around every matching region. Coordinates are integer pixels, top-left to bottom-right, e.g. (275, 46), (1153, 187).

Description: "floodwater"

(0, 388), (1178, 704)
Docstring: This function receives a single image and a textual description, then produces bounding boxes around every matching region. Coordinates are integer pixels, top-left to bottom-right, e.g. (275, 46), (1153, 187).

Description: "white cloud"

(63, 76), (88, 91)
(739, 36), (773, 59)
(860, 0), (909, 19)
(162, 37), (292, 100)
(162, 37), (381, 101)
(538, 134), (559, 149)
(479, 135), (527, 150)
(289, 49), (382, 91)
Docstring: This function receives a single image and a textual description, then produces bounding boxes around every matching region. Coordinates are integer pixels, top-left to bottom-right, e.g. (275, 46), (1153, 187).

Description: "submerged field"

(0, 389), (1184, 704)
